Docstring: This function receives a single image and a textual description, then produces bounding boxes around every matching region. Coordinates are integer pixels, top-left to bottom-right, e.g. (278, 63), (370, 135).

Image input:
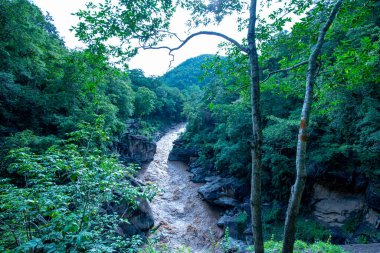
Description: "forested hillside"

(176, 0), (380, 245)
(0, 0), (183, 251)
(161, 54), (217, 90)
(0, 0), (379, 252)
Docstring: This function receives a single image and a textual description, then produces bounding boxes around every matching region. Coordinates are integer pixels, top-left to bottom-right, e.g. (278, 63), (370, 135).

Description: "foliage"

(295, 219), (330, 243)
(0, 0), (379, 250)
(262, 202), (330, 243)
(181, 0), (379, 202)
(342, 212), (364, 233)
(74, 0), (175, 64)
(0, 118), (154, 252)
(133, 236), (346, 253)
(128, 69), (185, 137)
(253, 237), (347, 253)
(0, 0), (185, 166)
(161, 55), (217, 90)
(134, 87), (157, 117)
(0, 1), (185, 251)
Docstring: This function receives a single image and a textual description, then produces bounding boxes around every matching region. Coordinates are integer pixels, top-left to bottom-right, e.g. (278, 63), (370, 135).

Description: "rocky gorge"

(115, 124), (379, 251)
(168, 133), (380, 246)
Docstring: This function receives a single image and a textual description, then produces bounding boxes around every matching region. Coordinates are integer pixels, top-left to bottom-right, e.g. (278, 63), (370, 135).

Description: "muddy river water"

(139, 124), (223, 252)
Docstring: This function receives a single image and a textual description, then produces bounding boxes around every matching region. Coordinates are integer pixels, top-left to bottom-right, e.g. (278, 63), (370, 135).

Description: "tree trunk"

(248, 1), (264, 252)
(282, 1), (343, 253)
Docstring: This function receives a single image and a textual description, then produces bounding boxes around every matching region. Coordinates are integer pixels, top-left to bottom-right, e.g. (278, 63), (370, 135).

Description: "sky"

(31, 0), (245, 76)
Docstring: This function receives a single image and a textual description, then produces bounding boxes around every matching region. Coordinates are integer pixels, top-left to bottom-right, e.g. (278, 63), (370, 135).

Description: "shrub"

(0, 119), (154, 252)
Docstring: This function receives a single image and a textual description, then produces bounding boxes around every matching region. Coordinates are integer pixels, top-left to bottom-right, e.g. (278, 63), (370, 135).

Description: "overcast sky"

(31, 0), (245, 76)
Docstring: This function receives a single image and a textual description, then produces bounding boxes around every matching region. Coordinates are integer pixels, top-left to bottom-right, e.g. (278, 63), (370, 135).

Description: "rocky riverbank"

(169, 134), (380, 247)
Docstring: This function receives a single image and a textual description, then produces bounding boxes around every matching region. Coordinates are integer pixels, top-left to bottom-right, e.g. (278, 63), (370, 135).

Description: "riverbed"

(139, 124), (223, 252)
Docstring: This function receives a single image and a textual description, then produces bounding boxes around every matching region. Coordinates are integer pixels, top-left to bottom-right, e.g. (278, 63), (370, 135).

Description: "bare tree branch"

(141, 30), (248, 54)
(261, 60), (308, 84)
(140, 30), (247, 70)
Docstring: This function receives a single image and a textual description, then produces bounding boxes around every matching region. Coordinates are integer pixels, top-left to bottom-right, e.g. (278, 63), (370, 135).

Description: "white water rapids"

(139, 124), (223, 252)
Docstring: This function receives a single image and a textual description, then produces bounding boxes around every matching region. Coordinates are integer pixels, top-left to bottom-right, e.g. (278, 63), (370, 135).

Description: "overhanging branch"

(141, 30), (248, 68)
(261, 60), (308, 84)
(143, 31), (248, 53)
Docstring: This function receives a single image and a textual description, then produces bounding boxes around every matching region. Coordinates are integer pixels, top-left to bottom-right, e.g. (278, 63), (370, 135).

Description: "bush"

(0, 119), (154, 252)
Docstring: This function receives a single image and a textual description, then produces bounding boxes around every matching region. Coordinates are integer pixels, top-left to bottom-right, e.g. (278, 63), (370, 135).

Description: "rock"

(103, 198), (154, 237)
(168, 139), (198, 163)
(351, 222), (380, 243)
(329, 227), (347, 244)
(205, 176), (220, 182)
(366, 183), (380, 211)
(129, 199), (154, 231)
(353, 173), (368, 192)
(311, 184), (365, 227)
(307, 161), (327, 178)
(239, 201), (251, 215)
(221, 238), (250, 253)
(190, 166), (207, 183)
(118, 134), (156, 163)
(214, 197), (240, 207)
(189, 163), (215, 183)
(217, 211), (248, 241)
(198, 177), (243, 208)
(365, 208), (380, 228)
(307, 161), (370, 194)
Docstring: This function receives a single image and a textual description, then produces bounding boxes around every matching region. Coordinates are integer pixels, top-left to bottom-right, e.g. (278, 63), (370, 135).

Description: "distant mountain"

(161, 54), (217, 90)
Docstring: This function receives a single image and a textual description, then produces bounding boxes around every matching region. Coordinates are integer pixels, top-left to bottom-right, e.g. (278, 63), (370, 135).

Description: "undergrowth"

(138, 234), (347, 253)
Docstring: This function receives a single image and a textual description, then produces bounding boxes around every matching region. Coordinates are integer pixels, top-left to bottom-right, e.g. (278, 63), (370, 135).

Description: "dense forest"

(0, 0), (185, 251)
(0, 0), (379, 252)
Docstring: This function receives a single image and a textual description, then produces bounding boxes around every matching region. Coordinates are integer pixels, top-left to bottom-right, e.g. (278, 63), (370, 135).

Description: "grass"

(139, 235), (348, 253)
(249, 236), (348, 253)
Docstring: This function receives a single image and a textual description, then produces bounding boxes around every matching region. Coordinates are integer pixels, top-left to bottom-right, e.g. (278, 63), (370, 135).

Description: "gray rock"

(104, 198), (154, 237)
(214, 197), (240, 207)
(198, 177), (243, 208)
(311, 184), (365, 227)
(218, 211), (250, 242)
(168, 141), (198, 163)
(205, 176), (220, 182)
(221, 238), (250, 253)
(189, 166), (215, 183)
(118, 134), (156, 163)
(366, 183), (380, 211)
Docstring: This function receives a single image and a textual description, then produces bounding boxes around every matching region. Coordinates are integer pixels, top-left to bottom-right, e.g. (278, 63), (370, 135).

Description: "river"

(139, 124), (223, 252)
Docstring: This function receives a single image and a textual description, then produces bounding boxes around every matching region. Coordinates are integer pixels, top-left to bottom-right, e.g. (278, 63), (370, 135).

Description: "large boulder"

(366, 182), (380, 211)
(118, 134), (156, 163)
(311, 184), (366, 227)
(168, 139), (198, 163)
(127, 199), (155, 231)
(217, 211), (249, 241)
(198, 176), (244, 208)
(105, 198), (154, 237)
(188, 161), (215, 183)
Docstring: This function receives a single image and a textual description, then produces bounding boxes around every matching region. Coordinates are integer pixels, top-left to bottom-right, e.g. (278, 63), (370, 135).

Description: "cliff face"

(307, 161), (380, 242)
(168, 138), (380, 244)
(118, 134), (157, 163)
(312, 184), (379, 226)
(311, 183), (380, 243)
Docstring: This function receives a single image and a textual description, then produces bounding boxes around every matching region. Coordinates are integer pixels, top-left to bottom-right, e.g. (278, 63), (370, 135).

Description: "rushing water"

(139, 124), (223, 252)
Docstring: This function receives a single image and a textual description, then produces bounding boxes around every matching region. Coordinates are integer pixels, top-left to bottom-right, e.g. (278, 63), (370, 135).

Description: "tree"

(74, 1), (343, 252)
(134, 87), (157, 117)
(282, 1), (343, 252)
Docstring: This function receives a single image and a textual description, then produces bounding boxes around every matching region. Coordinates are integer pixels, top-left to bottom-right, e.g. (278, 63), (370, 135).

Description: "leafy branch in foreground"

(0, 117), (154, 253)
